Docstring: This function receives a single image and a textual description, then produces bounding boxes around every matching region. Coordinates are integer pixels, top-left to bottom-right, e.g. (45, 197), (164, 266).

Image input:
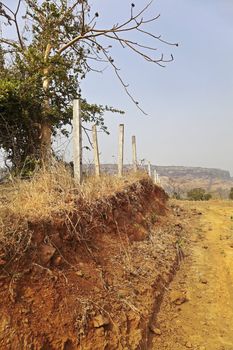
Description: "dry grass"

(0, 163), (147, 258)
(0, 163), (146, 221)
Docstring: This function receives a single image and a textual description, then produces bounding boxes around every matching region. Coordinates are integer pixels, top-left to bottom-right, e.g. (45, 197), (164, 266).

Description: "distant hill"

(155, 166), (231, 180)
(154, 166), (233, 199)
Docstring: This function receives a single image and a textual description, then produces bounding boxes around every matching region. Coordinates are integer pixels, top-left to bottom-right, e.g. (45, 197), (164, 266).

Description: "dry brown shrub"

(0, 162), (147, 259)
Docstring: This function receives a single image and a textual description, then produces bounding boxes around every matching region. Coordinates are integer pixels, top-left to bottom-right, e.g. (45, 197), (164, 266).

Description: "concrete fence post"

(148, 161), (152, 178)
(154, 170), (157, 184)
(132, 135), (137, 172)
(118, 124), (124, 177)
(92, 124), (100, 176)
(73, 99), (82, 184)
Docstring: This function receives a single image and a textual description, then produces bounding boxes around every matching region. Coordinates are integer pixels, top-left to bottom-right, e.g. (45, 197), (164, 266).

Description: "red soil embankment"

(0, 179), (187, 350)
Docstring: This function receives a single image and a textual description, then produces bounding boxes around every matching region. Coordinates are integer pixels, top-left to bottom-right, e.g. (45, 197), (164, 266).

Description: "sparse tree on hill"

(169, 178), (182, 199)
(229, 187), (233, 200)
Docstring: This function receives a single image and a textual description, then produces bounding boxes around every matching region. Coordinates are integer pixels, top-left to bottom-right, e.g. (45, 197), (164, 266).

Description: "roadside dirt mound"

(0, 179), (188, 350)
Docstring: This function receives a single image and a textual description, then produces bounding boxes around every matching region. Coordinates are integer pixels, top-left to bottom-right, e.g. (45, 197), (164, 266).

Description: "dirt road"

(151, 201), (233, 350)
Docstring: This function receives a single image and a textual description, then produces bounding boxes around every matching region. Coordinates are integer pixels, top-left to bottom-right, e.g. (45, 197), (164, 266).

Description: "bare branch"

(82, 125), (93, 148)
(0, 2), (14, 16)
(15, 0), (21, 16)
(57, 0), (177, 63)
(81, 1), (85, 35)
(0, 38), (20, 50)
(105, 33), (172, 67)
(0, 1), (25, 49)
(136, 27), (178, 47)
(14, 0), (24, 49)
(111, 32), (158, 52)
(88, 38), (148, 115)
(110, 1), (154, 32)
(85, 60), (107, 74)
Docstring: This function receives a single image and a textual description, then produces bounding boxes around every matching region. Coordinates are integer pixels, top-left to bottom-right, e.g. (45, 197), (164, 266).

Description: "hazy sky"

(78, 0), (233, 174)
(2, 0), (233, 174)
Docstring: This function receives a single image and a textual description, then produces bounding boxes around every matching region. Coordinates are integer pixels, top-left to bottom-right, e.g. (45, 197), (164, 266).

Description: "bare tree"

(0, 0), (178, 163)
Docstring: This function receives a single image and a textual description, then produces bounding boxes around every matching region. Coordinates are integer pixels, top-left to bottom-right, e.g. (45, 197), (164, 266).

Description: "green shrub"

(172, 192), (181, 200)
(187, 188), (212, 201)
(203, 193), (212, 201)
(229, 188), (233, 200)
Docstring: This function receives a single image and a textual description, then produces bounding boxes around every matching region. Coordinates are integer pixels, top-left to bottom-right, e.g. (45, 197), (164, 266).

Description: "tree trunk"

(41, 64), (52, 165)
(40, 119), (52, 165)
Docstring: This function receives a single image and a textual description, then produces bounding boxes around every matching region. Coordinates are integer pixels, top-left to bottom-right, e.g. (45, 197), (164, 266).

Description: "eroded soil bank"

(150, 201), (233, 350)
(0, 180), (189, 350)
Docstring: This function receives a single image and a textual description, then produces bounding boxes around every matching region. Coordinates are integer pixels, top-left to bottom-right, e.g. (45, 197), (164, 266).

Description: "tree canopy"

(0, 0), (177, 170)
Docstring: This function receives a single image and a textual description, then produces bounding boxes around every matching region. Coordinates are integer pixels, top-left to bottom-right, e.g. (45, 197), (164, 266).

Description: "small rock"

(0, 258), (6, 266)
(149, 325), (161, 335)
(93, 314), (110, 328)
(175, 223), (183, 229)
(39, 244), (56, 264)
(185, 341), (192, 348)
(76, 270), (84, 277)
(199, 278), (208, 284)
(53, 256), (62, 266)
(170, 291), (188, 305)
(203, 245), (208, 249)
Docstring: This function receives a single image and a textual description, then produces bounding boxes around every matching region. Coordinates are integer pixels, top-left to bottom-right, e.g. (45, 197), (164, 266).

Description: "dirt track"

(151, 201), (233, 350)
